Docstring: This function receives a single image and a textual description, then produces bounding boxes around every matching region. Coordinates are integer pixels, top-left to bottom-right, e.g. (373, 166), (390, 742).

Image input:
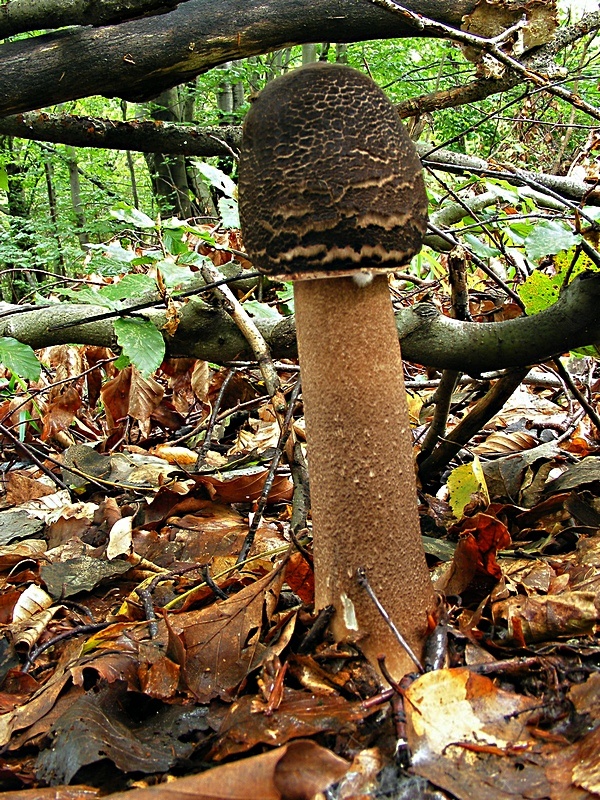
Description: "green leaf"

(0, 337), (40, 381)
(275, 283), (295, 315)
(447, 457), (489, 519)
(572, 345), (600, 358)
(114, 318), (165, 377)
(163, 227), (189, 256)
(463, 233), (501, 258)
(153, 260), (196, 288)
(113, 353), (131, 371)
(218, 197), (240, 229)
(581, 206), (600, 222)
(194, 162), (237, 198)
(110, 203), (155, 229)
(507, 222), (534, 246)
(0, 166), (8, 193)
(554, 247), (598, 280)
(517, 270), (562, 315)
(242, 300), (282, 322)
(61, 287), (118, 309)
(87, 241), (139, 265)
(179, 251), (210, 269)
(100, 274), (156, 301)
(524, 220), (581, 262)
(484, 179), (519, 203)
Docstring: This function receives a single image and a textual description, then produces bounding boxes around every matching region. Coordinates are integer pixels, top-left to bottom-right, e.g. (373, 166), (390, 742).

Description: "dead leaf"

(103, 739), (349, 800)
(41, 386), (82, 442)
(166, 563), (285, 701)
(405, 668), (547, 800)
(491, 592), (598, 644)
(195, 466), (293, 505)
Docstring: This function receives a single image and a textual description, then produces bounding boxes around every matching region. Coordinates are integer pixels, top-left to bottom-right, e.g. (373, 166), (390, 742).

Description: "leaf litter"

(0, 275), (598, 799)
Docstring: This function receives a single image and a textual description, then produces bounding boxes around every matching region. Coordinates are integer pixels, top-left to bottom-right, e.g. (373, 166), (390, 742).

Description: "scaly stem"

(294, 274), (435, 679)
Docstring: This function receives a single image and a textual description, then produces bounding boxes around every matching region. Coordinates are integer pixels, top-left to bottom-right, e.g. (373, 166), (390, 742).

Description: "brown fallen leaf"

(491, 591), (598, 644)
(405, 667), (547, 800)
(195, 466), (293, 505)
(211, 687), (374, 760)
(102, 739), (349, 800)
(166, 562), (286, 701)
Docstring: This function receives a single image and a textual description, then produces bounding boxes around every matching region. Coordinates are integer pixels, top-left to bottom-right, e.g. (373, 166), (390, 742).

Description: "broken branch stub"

(239, 62), (435, 680)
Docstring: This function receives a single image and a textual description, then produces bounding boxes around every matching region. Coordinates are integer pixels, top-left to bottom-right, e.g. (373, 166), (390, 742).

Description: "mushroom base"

(294, 274), (435, 681)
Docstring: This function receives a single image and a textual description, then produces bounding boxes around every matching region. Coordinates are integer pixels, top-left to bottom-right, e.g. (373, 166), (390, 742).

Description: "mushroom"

(238, 62), (435, 680)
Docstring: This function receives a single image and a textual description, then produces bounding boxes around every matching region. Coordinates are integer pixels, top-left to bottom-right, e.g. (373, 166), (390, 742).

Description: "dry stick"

(201, 564), (228, 600)
(426, 220), (525, 308)
(0, 356), (117, 429)
(444, 166), (600, 432)
(297, 605), (335, 655)
(553, 357), (600, 431)
(419, 246), (470, 458)
(419, 366), (531, 481)
(407, 372), (563, 390)
(236, 379), (302, 566)
(48, 269), (261, 331)
(201, 261), (285, 417)
(23, 622), (110, 672)
(172, 392), (270, 446)
(419, 369), (462, 461)
(136, 586), (158, 638)
(195, 368), (237, 463)
(0, 422), (68, 490)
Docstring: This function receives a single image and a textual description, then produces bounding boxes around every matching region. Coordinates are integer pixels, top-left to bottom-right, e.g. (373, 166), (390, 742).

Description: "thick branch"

(0, 113), (596, 207)
(0, 272), (598, 373)
(0, 0), (181, 38)
(0, 113), (243, 160)
(0, 0), (475, 116)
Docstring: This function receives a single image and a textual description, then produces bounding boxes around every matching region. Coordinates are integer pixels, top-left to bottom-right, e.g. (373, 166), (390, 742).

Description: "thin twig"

(0, 423), (68, 490)
(201, 564), (228, 600)
(236, 379), (302, 565)
(356, 566), (424, 673)
(553, 357), (600, 431)
(370, 0), (600, 121)
(23, 622), (110, 672)
(201, 261), (285, 415)
(136, 586), (159, 638)
(196, 368), (237, 463)
(48, 269), (261, 331)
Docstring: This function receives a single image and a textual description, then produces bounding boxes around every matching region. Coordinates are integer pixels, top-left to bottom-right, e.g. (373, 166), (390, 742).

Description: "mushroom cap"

(238, 62), (428, 280)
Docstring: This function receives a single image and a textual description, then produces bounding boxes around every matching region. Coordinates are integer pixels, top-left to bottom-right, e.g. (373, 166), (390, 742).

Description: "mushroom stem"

(294, 274), (435, 679)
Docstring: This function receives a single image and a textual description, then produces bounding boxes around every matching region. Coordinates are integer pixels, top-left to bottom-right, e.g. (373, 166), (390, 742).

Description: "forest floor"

(0, 244), (598, 800)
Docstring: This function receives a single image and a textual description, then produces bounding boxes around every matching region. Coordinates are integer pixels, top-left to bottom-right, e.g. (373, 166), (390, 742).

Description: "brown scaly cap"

(238, 62), (428, 280)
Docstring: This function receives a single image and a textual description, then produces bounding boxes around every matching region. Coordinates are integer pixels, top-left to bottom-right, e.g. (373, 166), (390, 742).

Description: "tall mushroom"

(239, 62), (435, 680)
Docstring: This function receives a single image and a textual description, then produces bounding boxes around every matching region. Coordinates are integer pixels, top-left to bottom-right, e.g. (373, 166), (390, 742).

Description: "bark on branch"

(0, 113), (596, 208)
(0, 0), (475, 116)
(0, 271), (598, 374)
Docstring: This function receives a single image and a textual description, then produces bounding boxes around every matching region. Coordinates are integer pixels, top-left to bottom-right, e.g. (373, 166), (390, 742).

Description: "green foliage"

(447, 457), (490, 519)
(519, 244), (599, 316)
(110, 204), (155, 229)
(100, 273), (156, 300)
(242, 300), (282, 322)
(518, 271), (562, 315)
(0, 337), (40, 381)
(523, 220), (582, 262)
(114, 317), (165, 377)
(193, 162), (237, 198)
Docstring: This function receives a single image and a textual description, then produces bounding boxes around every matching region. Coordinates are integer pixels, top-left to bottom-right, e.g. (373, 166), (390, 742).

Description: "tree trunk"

(43, 156), (65, 276)
(65, 146), (89, 250)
